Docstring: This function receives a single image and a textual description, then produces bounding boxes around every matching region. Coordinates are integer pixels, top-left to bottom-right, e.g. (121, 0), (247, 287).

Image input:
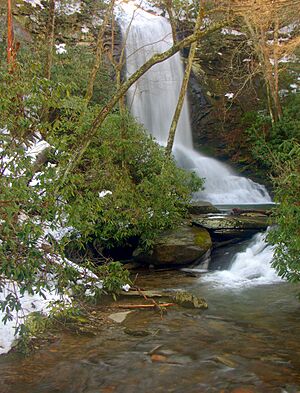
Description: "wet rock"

(133, 225), (212, 267)
(124, 328), (150, 337)
(121, 262), (141, 270)
(230, 208), (271, 217)
(108, 311), (133, 324)
(230, 388), (256, 393)
(214, 355), (236, 368)
(172, 291), (208, 309)
(188, 201), (221, 215)
(192, 214), (269, 240)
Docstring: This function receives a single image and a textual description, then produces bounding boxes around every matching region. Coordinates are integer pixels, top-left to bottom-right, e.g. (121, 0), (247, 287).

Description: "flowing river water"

(1, 237), (300, 392)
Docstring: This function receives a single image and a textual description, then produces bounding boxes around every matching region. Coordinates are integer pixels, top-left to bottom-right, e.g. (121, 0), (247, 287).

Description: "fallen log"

(117, 303), (175, 309)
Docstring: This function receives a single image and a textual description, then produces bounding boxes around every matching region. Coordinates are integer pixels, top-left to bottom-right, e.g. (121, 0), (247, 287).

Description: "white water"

(118, 2), (279, 285)
(118, 2), (272, 204)
(201, 232), (282, 288)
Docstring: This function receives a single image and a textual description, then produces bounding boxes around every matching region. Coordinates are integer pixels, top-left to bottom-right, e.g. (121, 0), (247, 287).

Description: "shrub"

(0, 46), (202, 338)
(245, 94), (300, 282)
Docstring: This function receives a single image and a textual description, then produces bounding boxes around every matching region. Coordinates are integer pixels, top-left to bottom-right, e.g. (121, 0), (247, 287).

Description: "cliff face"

(188, 28), (261, 165)
(187, 22), (299, 176)
(0, 0), (120, 54)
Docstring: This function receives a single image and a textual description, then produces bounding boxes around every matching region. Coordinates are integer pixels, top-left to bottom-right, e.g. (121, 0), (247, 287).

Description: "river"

(1, 234), (299, 393)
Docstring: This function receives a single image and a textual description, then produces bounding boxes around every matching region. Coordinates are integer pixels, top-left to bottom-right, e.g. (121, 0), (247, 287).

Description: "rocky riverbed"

(1, 266), (300, 393)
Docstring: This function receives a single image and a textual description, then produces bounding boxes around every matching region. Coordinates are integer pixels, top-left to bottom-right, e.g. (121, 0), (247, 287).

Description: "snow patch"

(221, 28), (245, 36)
(279, 22), (298, 35)
(0, 281), (70, 355)
(26, 140), (50, 161)
(269, 54), (298, 65)
(225, 93), (234, 99)
(81, 25), (89, 34)
(99, 190), (112, 198)
(279, 89), (289, 97)
(55, 43), (67, 55)
(23, 0), (44, 8)
(56, 0), (81, 15)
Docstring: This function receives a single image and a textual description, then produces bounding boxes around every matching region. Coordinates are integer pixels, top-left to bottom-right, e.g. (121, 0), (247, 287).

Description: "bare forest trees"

(232, 0), (300, 122)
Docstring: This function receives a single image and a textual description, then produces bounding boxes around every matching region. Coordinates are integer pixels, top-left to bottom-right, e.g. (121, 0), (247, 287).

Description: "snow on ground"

(0, 281), (70, 355)
(0, 135), (130, 355)
(1, 135), (90, 355)
(0, 245), (104, 355)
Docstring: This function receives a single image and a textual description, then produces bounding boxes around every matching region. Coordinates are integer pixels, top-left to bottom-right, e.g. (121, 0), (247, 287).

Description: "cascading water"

(117, 2), (280, 284)
(201, 231), (282, 287)
(118, 2), (272, 205)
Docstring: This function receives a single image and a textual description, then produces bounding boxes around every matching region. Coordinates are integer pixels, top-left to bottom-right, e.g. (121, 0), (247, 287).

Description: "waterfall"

(201, 232), (282, 287)
(118, 2), (272, 205)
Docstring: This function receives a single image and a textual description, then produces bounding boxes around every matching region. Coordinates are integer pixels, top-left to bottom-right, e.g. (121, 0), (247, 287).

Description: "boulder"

(133, 225), (212, 267)
(188, 201), (221, 215)
(171, 291), (208, 309)
(192, 213), (269, 240)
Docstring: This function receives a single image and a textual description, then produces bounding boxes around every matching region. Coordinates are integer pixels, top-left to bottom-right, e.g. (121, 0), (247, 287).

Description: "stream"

(1, 234), (300, 393)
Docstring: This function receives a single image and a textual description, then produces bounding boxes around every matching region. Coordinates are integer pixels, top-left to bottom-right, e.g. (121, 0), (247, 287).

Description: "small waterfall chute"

(201, 232), (283, 288)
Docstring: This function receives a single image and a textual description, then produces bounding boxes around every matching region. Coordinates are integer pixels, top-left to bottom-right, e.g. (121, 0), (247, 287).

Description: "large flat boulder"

(192, 213), (269, 240)
(133, 225), (212, 267)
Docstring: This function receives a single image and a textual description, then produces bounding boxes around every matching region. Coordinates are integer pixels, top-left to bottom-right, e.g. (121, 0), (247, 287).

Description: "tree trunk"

(45, 0), (56, 80)
(85, 0), (115, 104)
(163, 0), (177, 43)
(273, 14), (283, 121)
(7, 0), (14, 66)
(166, 1), (203, 155)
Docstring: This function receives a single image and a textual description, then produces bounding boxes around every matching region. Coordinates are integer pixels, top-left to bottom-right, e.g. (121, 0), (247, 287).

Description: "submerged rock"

(124, 328), (150, 337)
(172, 291), (208, 309)
(133, 225), (212, 267)
(108, 311), (133, 324)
